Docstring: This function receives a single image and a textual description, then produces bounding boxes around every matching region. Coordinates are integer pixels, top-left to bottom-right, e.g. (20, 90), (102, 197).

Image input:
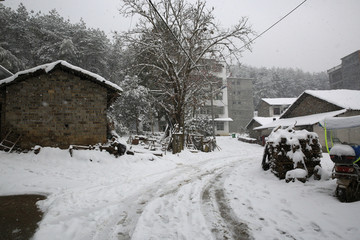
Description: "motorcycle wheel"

(336, 186), (347, 202)
(261, 144), (270, 171)
(336, 182), (356, 202)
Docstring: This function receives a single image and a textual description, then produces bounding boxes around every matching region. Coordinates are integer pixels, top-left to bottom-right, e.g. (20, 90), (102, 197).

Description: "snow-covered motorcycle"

(320, 116), (360, 202)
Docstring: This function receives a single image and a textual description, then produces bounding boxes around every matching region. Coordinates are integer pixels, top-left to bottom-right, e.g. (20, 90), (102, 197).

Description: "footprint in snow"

(310, 222), (321, 232)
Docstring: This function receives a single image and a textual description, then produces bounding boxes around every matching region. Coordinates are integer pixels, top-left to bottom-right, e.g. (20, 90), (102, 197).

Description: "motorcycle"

(320, 115), (360, 202)
(329, 144), (360, 202)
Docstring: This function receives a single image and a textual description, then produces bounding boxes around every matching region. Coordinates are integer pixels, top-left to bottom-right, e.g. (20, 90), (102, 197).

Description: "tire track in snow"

(91, 154), (257, 240)
(91, 164), (212, 240)
(201, 163), (253, 240)
(129, 155), (255, 239)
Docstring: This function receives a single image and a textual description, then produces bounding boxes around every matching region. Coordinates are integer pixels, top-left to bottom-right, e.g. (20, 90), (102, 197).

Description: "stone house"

(245, 117), (277, 145)
(0, 60), (122, 149)
(257, 98), (296, 117)
(254, 90), (360, 149)
(245, 98), (295, 144)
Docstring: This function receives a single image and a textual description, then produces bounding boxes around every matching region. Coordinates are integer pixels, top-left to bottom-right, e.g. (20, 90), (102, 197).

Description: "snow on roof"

(0, 65), (13, 80)
(262, 98), (296, 106)
(319, 115), (360, 130)
(253, 117), (278, 126)
(305, 90), (360, 110)
(0, 60), (123, 92)
(245, 116), (278, 129)
(254, 109), (346, 130)
(214, 117), (233, 122)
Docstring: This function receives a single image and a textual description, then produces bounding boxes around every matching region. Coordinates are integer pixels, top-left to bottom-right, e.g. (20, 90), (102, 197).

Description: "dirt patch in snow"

(0, 194), (46, 240)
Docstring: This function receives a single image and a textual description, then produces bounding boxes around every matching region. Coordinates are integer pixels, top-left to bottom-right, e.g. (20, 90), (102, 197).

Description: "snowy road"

(1, 137), (360, 240)
(94, 155), (258, 239)
(130, 155), (256, 240)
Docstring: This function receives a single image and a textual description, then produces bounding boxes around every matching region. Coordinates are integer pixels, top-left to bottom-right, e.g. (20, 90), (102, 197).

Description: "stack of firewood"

(265, 126), (322, 180)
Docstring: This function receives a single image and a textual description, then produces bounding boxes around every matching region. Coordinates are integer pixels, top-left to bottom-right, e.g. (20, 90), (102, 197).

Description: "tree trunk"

(135, 114), (139, 135)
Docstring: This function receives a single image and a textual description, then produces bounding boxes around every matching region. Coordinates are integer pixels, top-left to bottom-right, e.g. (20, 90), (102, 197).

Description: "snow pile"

(329, 144), (355, 156)
(285, 168), (308, 182)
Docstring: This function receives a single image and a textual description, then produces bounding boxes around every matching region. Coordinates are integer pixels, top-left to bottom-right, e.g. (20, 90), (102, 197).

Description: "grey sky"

(3, 0), (360, 73)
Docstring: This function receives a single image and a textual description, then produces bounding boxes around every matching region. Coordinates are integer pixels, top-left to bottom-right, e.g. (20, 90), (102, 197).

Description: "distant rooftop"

(262, 98), (296, 106)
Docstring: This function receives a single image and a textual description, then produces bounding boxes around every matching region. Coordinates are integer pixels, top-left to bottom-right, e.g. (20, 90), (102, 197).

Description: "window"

(199, 106), (211, 115)
(215, 121), (224, 131)
(199, 106), (224, 115)
(273, 107), (280, 115)
(214, 92), (223, 100)
(214, 106), (224, 114)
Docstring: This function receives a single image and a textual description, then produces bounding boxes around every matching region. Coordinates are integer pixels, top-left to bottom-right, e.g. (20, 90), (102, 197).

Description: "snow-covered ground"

(1, 137), (359, 240)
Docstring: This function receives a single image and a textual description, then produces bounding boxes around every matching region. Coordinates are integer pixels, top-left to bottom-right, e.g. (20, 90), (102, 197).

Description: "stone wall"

(257, 101), (270, 117)
(3, 69), (109, 149)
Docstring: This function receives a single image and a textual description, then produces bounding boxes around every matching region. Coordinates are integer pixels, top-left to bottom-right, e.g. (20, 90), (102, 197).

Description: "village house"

(254, 90), (360, 150)
(257, 98), (296, 117)
(245, 117), (277, 145)
(0, 60), (122, 150)
(245, 97), (296, 144)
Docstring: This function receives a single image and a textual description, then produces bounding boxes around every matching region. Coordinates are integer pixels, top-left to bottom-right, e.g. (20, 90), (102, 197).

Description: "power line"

(147, 0), (196, 66)
(239, 0), (308, 50)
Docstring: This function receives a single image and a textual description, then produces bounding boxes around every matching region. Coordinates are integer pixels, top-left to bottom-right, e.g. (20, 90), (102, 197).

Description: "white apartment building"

(198, 62), (233, 136)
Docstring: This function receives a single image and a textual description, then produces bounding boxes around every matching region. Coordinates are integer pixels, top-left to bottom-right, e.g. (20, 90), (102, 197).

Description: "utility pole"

(210, 83), (215, 139)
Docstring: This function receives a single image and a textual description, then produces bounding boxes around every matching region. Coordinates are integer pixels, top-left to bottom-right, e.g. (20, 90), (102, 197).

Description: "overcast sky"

(3, 0), (360, 73)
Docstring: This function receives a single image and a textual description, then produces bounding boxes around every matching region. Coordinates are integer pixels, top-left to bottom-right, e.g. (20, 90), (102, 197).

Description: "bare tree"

(120, 0), (254, 130)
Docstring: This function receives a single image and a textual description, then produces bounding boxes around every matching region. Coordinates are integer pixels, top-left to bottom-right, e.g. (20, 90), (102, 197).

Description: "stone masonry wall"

(257, 101), (270, 117)
(4, 69), (108, 149)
